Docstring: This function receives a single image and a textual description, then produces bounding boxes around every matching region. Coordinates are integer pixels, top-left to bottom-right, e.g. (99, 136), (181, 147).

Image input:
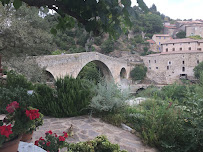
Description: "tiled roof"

(162, 38), (198, 44)
(160, 50), (203, 55)
(164, 25), (176, 29)
(147, 39), (156, 44)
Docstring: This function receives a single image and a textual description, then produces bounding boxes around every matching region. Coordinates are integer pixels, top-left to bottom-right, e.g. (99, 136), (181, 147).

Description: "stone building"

(186, 25), (203, 37)
(142, 51), (203, 84)
(164, 24), (177, 38)
(161, 38), (203, 53)
(151, 34), (172, 52)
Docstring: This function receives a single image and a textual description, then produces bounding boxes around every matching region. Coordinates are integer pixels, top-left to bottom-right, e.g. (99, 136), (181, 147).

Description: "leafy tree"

(0, 0), (149, 38)
(176, 31), (186, 38)
(130, 64), (147, 81)
(194, 61), (203, 79)
(101, 39), (115, 54)
(150, 4), (157, 12)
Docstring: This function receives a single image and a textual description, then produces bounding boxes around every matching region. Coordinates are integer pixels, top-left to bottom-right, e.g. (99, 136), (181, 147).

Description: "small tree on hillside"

(130, 65), (147, 81)
(194, 61), (203, 79)
(176, 31), (186, 38)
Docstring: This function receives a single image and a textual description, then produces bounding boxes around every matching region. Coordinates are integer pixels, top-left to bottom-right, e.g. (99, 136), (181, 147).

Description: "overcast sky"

(131, 0), (203, 20)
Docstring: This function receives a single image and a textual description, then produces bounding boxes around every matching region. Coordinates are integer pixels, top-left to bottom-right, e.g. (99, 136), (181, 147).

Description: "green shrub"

(68, 135), (127, 152)
(101, 39), (115, 54)
(130, 65), (147, 81)
(194, 61), (203, 79)
(126, 99), (187, 152)
(31, 76), (93, 117)
(0, 87), (31, 114)
(5, 70), (33, 89)
(89, 80), (129, 114)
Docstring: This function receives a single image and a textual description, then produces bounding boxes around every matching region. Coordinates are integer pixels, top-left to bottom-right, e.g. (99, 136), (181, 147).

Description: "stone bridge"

(36, 52), (136, 83)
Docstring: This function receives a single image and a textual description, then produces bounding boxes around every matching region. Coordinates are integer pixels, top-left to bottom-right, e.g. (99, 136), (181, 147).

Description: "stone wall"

(142, 52), (203, 84)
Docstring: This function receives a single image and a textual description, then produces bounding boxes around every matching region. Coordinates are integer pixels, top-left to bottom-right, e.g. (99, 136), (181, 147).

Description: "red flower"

(63, 132), (68, 138)
(54, 133), (57, 137)
(39, 137), (44, 141)
(26, 109), (40, 120)
(0, 124), (13, 138)
(46, 130), (53, 135)
(59, 136), (65, 141)
(6, 101), (19, 113)
(34, 140), (39, 146)
(46, 141), (51, 146)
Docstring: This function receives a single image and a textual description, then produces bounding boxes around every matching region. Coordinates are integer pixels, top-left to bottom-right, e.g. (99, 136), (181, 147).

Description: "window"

(180, 48), (182, 51)
(183, 61), (185, 64)
(166, 48), (168, 52)
(156, 67), (158, 69)
(155, 60), (156, 63)
(159, 42), (161, 45)
(173, 43), (175, 45)
(197, 48), (202, 51)
(173, 48), (175, 51)
(182, 67), (185, 72)
(189, 47), (191, 50)
(166, 44), (168, 46)
(164, 37), (166, 39)
(167, 66), (169, 70)
(159, 37), (161, 39)
(197, 60), (199, 64)
(169, 61), (171, 64)
(149, 67), (151, 69)
(149, 60), (150, 63)
(198, 43), (200, 46)
(188, 42), (190, 44)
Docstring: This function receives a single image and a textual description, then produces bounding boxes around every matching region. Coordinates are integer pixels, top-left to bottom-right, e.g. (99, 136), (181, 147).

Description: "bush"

(68, 135), (127, 152)
(194, 61), (203, 79)
(130, 65), (147, 81)
(0, 87), (31, 114)
(89, 80), (129, 114)
(5, 70), (33, 89)
(31, 76), (93, 117)
(126, 99), (187, 152)
(101, 39), (115, 54)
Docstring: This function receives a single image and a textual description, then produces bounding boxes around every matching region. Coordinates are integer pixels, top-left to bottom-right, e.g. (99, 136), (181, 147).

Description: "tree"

(130, 64), (147, 81)
(194, 61), (203, 79)
(150, 4), (157, 12)
(0, 0), (149, 38)
(176, 31), (186, 38)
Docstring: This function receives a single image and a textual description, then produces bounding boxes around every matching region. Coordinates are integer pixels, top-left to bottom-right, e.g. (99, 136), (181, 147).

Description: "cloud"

(131, 0), (203, 20)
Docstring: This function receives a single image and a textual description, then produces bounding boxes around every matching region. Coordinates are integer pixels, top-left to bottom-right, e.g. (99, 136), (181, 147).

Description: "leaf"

(50, 28), (57, 35)
(13, 0), (22, 9)
(121, 0), (131, 7)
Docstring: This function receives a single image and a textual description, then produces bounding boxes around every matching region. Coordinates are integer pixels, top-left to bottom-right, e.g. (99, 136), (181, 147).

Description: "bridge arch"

(120, 67), (127, 79)
(76, 60), (113, 81)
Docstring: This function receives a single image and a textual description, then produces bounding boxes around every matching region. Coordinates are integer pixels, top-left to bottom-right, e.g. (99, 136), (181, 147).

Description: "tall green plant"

(32, 76), (93, 117)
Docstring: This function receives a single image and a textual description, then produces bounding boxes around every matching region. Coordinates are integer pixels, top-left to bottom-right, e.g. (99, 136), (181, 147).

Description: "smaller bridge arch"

(120, 67), (127, 79)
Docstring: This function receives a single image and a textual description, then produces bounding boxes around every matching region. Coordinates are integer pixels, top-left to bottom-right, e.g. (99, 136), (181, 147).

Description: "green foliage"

(31, 76), (93, 117)
(68, 135), (127, 152)
(188, 35), (203, 40)
(194, 61), (203, 79)
(5, 70), (33, 89)
(134, 35), (144, 43)
(130, 65), (147, 81)
(176, 31), (186, 38)
(101, 39), (115, 54)
(89, 80), (129, 114)
(78, 62), (102, 83)
(0, 87), (31, 114)
(51, 49), (65, 55)
(126, 99), (186, 152)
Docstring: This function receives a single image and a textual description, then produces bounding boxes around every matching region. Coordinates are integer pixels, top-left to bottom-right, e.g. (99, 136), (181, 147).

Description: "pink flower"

(46, 130), (53, 135)
(59, 136), (65, 141)
(0, 124), (13, 138)
(54, 133), (57, 137)
(6, 101), (19, 113)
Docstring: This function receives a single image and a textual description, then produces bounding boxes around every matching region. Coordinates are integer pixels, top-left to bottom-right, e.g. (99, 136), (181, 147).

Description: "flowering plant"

(0, 101), (43, 147)
(35, 130), (69, 152)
